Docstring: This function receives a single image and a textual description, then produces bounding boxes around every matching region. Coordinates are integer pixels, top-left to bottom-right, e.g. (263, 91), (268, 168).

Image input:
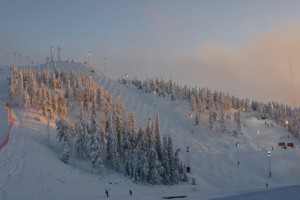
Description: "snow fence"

(0, 103), (14, 151)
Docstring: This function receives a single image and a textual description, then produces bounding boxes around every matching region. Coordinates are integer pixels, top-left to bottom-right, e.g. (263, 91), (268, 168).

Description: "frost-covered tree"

(57, 94), (67, 119)
(236, 109), (241, 133)
(145, 120), (154, 150)
(161, 135), (170, 184)
(8, 71), (17, 100)
(155, 113), (162, 161)
(167, 135), (176, 184)
(219, 102), (226, 133)
(88, 114), (104, 173)
(147, 146), (160, 184)
(106, 130), (120, 171)
(76, 119), (88, 161)
(24, 90), (31, 109)
(114, 106), (124, 156)
(18, 70), (24, 105)
(209, 107), (214, 131)
(56, 118), (69, 150)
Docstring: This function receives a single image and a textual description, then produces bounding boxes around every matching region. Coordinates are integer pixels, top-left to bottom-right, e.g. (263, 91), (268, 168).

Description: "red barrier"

(0, 102), (14, 151)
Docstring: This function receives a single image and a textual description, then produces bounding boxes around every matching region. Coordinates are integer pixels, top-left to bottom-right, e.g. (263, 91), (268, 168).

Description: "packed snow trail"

(210, 185), (300, 200)
(0, 108), (25, 200)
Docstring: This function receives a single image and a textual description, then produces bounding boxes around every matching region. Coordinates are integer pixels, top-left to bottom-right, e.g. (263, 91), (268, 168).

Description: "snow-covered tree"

(167, 135), (176, 184)
(209, 107), (214, 131)
(56, 118), (69, 143)
(161, 135), (170, 184)
(57, 94), (67, 119)
(106, 130), (120, 171)
(155, 113), (162, 161)
(76, 119), (88, 161)
(147, 146), (160, 184)
(88, 114), (104, 173)
(219, 102), (226, 133)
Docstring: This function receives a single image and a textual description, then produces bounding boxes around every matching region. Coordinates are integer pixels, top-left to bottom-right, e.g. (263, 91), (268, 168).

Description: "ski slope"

(0, 62), (300, 200)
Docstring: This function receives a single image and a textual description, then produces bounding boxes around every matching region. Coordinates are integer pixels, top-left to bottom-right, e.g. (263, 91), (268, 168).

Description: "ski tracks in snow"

(0, 108), (48, 200)
(38, 166), (46, 200)
(0, 110), (26, 200)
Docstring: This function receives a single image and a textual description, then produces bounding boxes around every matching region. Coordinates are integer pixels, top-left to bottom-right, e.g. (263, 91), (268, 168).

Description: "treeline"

(7, 65), (187, 185)
(119, 77), (299, 137)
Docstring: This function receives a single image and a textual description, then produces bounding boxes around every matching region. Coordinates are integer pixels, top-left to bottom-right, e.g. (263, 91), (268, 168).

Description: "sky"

(1, 0), (300, 106)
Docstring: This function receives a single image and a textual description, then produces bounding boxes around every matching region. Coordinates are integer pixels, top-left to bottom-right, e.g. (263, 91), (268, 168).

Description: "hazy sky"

(1, 0), (300, 106)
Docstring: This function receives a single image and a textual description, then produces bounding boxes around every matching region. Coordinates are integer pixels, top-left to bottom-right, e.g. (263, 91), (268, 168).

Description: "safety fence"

(0, 103), (14, 151)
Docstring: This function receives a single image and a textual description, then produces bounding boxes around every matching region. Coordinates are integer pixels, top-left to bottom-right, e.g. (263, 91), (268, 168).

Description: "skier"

(266, 183), (268, 188)
(129, 190), (132, 196)
(105, 189), (109, 197)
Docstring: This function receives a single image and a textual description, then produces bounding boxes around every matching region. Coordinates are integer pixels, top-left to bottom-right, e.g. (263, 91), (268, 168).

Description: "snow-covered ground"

(0, 62), (300, 200)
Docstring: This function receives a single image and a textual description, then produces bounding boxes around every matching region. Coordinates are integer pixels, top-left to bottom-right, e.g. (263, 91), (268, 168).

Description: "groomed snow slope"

(0, 62), (300, 200)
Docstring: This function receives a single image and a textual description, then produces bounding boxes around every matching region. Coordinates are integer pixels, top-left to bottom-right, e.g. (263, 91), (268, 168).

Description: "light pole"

(88, 51), (91, 65)
(186, 147), (190, 172)
(268, 150), (271, 177)
(6, 53), (8, 67)
(236, 142), (240, 165)
(125, 73), (129, 87)
(257, 130), (260, 148)
(286, 120), (289, 131)
(51, 47), (53, 62)
(68, 58), (71, 71)
(104, 58), (107, 73)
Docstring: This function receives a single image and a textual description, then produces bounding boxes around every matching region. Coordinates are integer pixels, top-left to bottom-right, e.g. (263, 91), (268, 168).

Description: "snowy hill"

(1, 62), (300, 200)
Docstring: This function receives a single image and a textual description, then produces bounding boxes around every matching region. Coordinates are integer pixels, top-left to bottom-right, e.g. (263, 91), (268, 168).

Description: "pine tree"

(138, 151), (149, 182)
(155, 113), (162, 161)
(24, 90), (31, 109)
(237, 109), (241, 133)
(147, 146), (159, 184)
(56, 118), (69, 143)
(114, 107), (124, 156)
(18, 70), (24, 105)
(219, 102), (226, 133)
(88, 115), (104, 173)
(167, 135), (176, 184)
(161, 135), (170, 184)
(106, 130), (120, 171)
(77, 119), (88, 161)
(30, 77), (38, 108)
(145, 120), (154, 150)
(8, 72), (17, 100)
(209, 107), (214, 130)
(57, 94), (67, 119)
